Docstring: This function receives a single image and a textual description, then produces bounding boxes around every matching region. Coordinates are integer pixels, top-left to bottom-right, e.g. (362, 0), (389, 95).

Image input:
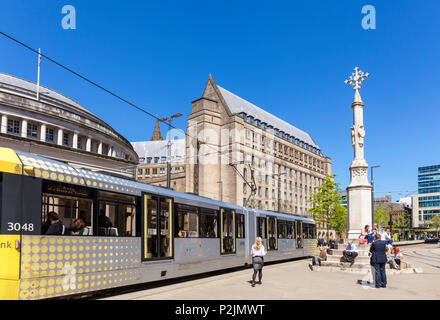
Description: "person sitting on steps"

(342, 240), (358, 264)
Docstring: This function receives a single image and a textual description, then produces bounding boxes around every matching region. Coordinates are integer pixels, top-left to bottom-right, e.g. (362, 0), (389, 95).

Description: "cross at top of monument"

(345, 67), (370, 102)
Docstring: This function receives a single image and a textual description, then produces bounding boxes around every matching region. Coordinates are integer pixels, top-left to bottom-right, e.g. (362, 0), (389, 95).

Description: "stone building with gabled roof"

(185, 75), (332, 220)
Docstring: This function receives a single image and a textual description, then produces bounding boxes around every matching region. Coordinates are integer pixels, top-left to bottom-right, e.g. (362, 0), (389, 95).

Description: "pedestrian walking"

(369, 234), (388, 288)
(250, 237), (266, 287)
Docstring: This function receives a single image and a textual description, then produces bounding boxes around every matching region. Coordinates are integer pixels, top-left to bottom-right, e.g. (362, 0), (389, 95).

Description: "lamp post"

(159, 113), (182, 189)
(371, 165), (380, 225)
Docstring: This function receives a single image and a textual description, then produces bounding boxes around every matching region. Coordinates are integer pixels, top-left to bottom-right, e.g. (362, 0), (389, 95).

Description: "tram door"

(143, 194), (173, 260)
(267, 216), (277, 250)
(296, 221), (303, 248)
(220, 209), (235, 254)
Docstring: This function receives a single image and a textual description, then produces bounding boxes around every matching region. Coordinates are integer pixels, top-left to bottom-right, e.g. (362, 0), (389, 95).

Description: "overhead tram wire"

(0, 31), (251, 188)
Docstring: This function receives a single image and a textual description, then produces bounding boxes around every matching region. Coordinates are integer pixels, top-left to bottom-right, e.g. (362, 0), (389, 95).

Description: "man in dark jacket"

(370, 234), (388, 288)
(45, 212), (64, 235)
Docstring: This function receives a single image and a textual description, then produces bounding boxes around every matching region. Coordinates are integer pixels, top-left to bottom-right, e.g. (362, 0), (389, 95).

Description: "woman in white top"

(250, 237), (266, 287)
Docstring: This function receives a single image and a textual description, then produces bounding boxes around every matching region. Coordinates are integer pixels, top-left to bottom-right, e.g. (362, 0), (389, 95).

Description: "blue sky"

(1, 0), (439, 199)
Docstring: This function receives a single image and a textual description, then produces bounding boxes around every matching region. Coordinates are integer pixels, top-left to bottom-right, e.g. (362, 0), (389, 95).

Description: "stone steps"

(320, 261), (410, 269)
(311, 240), (421, 274)
(312, 265), (422, 275)
(326, 255), (370, 263)
(327, 249), (370, 257)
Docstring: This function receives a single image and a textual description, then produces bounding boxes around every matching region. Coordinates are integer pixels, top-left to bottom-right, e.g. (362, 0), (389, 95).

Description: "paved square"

(102, 244), (440, 300)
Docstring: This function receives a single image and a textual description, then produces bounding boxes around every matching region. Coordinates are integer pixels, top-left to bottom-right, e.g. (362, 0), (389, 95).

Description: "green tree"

(308, 174), (345, 241)
(374, 205), (391, 229)
(428, 215), (440, 237)
(329, 204), (347, 238)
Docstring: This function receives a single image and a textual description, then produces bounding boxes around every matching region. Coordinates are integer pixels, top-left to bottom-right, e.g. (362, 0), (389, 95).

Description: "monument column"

(345, 67), (372, 239)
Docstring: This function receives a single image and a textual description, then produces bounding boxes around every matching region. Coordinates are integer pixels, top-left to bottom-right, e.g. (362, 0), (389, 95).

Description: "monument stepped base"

(310, 240), (423, 275)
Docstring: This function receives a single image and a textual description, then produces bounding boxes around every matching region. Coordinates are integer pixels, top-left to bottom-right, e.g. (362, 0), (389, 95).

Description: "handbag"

(359, 238), (368, 245)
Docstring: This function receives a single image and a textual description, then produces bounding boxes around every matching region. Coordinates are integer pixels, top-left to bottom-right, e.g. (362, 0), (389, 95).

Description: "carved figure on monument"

(351, 126), (355, 146)
(357, 125), (365, 147)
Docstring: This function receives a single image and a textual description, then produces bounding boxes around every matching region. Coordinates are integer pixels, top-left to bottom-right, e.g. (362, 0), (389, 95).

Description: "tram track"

(401, 245), (440, 270)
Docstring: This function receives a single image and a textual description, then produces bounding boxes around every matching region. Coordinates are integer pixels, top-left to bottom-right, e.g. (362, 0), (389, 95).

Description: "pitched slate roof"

(131, 139), (186, 164)
(216, 84), (320, 152)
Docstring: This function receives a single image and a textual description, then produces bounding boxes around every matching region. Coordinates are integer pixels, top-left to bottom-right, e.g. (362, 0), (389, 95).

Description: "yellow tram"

(0, 147), (316, 300)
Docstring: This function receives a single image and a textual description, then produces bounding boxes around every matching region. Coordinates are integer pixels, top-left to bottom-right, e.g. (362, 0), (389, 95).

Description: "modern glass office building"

(418, 164), (440, 194)
(412, 165), (440, 227)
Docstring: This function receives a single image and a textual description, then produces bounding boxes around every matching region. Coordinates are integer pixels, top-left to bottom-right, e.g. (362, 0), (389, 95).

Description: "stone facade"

(132, 124), (186, 191)
(412, 192), (440, 228)
(0, 73), (138, 177)
(185, 75), (332, 219)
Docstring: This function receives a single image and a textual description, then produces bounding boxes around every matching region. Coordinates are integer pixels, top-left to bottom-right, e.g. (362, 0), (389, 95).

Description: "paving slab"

(101, 244), (440, 300)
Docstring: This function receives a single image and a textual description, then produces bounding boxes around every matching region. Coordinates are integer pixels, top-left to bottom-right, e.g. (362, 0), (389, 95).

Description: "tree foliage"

(428, 215), (440, 236)
(329, 204), (347, 238)
(374, 205), (391, 228)
(308, 174), (346, 239)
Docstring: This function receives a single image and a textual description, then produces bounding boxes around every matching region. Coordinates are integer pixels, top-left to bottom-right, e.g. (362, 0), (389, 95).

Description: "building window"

(27, 123), (38, 138)
(137, 168), (143, 175)
(146, 168), (150, 175)
(146, 157), (152, 164)
(243, 183), (247, 194)
(63, 133), (69, 146)
(46, 128), (54, 142)
(7, 119), (20, 134)
(175, 205), (198, 238)
(77, 137), (83, 149)
(154, 157), (159, 164)
(152, 168), (157, 175)
(160, 168), (165, 174)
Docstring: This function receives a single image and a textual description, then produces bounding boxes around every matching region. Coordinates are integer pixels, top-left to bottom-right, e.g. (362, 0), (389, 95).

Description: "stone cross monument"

(345, 67), (372, 239)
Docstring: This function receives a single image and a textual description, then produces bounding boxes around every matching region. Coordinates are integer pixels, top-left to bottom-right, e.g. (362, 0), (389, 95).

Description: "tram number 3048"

(7, 222), (35, 232)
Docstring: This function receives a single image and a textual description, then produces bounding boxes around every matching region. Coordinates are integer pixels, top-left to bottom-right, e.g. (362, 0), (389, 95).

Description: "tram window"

(287, 222), (295, 239)
(257, 217), (266, 238)
(302, 223), (313, 239)
(236, 213), (245, 238)
(98, 191), (137, 237)
(199, 209), (218, 238)
(277, 220), (287, 239)
(310, 224), (317, 239)
(42, 194), (93, 235)
(175, 205), (198, 238)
